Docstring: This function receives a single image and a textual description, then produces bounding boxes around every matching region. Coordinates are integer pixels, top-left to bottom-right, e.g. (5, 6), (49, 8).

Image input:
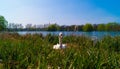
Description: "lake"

(17, 31), (120, 39)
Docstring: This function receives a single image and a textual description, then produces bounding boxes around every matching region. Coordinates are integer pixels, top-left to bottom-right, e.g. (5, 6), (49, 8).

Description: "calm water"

(17, 31), (120, 39)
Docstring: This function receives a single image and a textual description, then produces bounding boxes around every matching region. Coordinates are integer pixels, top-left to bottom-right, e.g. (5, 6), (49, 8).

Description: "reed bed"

(0, 33), (120, 69)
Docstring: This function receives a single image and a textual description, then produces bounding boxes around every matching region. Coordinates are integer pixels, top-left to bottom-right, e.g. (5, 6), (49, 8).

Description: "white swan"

(53, 32), (66, 49)
(53, 43), (66, 49)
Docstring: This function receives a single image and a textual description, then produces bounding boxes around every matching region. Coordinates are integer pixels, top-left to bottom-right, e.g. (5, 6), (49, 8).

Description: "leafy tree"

(93, 24), (98, 31)
(60, 25), (67, 31)
(47, 24), (60, 31)
(78, 25), (83, 31)
(105, 22), (119, 31)
(83, 23), (93, 32)
(0, 15), (8, 31)
(110, 22), (120, 31)
(97, 24), (105, 31)
(68, 25), (76, 31)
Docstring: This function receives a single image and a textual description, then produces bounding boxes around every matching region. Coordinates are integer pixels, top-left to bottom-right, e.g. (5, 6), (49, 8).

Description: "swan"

(53, 43), (66, 49)
(53, 32), (66, 49)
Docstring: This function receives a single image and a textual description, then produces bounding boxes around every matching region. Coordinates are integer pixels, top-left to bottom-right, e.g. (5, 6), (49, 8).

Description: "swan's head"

(59, 32), (63, 36)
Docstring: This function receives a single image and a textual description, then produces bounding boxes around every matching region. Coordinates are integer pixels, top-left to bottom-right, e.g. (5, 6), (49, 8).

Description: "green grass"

(0, 33), (120, 69)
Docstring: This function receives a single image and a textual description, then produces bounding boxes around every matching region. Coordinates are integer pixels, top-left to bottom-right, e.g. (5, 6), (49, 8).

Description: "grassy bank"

(0, 33), (120, 69)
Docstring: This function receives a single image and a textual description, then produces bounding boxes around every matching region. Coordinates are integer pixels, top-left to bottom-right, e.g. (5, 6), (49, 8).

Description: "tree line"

(0, 15), (120, 32)
(46, 23), (120, 31)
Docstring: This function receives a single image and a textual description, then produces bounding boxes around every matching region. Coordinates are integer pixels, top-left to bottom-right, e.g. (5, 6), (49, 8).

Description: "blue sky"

(0, 0), (120, 26)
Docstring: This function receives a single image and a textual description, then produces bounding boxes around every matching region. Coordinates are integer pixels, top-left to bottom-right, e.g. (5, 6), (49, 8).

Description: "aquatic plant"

(0, 33), (120, 69)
